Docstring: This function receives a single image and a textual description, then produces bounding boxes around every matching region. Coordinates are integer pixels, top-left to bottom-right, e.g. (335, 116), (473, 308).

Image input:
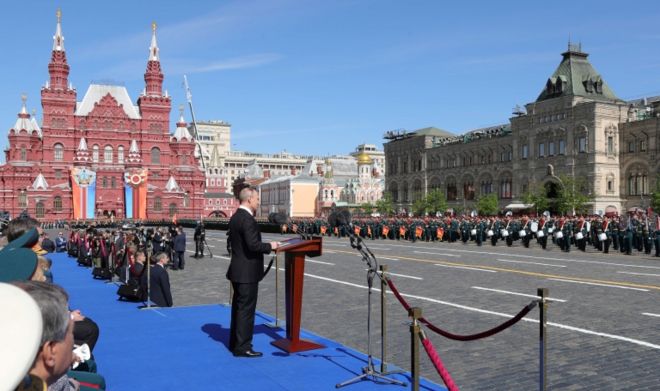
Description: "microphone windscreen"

(328, 212), (339, 228)
(339, 209), (352, 225)
(272, 213), (289, 225)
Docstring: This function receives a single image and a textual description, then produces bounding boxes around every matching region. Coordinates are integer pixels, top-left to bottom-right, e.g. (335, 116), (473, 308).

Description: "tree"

(521, 183), (549, 215)
(412, 198), (428, 216)
(476, 193), (499, 216)
(425, 189), (447, 216)
(556, 175), (593, 216)
(375, 193), (395, 216)
(360, 203), (374, 216)
(651, 174), (660, 213)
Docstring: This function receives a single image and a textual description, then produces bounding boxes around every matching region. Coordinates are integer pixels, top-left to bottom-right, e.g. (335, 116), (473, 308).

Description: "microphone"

(329, 210), (361, 249)
(328, 210), (351, 228)
(270, 213), (310, 240)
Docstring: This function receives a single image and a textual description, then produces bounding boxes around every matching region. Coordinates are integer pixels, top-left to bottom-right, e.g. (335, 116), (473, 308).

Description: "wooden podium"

(270, 236), (325, 353)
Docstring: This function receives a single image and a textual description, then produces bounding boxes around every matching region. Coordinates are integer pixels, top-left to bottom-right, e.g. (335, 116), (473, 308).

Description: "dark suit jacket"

(141, 264), (173, 307)
(173, 232), (186, 252)
(41, 238), (56, 253)
(226, 208), (273, 283)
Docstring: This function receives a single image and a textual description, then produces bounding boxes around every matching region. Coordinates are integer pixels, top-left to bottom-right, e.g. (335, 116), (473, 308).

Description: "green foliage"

(412, 198), (428, 216)
(521, 183), (549, 214)
(651, 175), (660, 213)
(425, 189), (448, 215)
(408, 189), (448, 217)
(476, 193), (499, 216)
(360, 203), (374, 215)
(375, 193), (395, 216)
(556, 175), (593, 215)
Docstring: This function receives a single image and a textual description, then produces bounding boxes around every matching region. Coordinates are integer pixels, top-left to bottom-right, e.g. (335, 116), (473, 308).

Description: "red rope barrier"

(386, 277), (536, 341)
(419, 330), (459, 391)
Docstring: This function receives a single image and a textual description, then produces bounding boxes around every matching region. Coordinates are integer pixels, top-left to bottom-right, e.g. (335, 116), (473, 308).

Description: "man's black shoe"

(233, 349), (263, 358)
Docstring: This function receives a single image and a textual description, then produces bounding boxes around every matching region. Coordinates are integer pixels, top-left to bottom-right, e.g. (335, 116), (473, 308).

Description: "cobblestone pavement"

(55, 228), (660, 390)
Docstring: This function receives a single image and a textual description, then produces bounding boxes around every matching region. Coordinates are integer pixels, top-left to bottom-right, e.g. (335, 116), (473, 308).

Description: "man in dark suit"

(172, 226), (186, 270)
(141, 252), (173, 307)
(41, 233), (56, 253)
(226, 187), (279, 357)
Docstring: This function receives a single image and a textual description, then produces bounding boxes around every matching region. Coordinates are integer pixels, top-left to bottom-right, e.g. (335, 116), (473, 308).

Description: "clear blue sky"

(2, 0), (660, 159)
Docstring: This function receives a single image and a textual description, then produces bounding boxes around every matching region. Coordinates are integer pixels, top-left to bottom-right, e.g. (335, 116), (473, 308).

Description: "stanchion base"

(336, 365), (407, 388)
(271, 338), (324, 353)
(265, 321), (285, 330)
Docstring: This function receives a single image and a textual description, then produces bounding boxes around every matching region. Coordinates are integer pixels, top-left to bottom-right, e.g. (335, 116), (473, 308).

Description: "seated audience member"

(6, 216), (47, 255)
(140, 252), (173, 307)
(13, 281), (75, 388)
(5, 219), (101, 353)
(14, 282), (106, 391)
(41, 233), (56, 253)
(129, 251), (146, 285)
(55, 232), (67, 253)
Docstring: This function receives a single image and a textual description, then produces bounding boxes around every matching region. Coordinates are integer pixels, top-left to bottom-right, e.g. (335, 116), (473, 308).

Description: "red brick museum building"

(0, 12), (207, 220)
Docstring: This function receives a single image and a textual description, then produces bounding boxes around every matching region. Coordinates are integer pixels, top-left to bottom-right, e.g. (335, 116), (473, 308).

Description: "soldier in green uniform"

(624, 218), (634, 255)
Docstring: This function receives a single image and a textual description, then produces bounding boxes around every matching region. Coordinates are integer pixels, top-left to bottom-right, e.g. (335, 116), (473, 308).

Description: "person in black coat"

(172, 226), (186, 270)
(140, 252), (173, 307)
(226, 187), (279, 357)
(41, 233), (56, 253)
(194, 222), (206, 258)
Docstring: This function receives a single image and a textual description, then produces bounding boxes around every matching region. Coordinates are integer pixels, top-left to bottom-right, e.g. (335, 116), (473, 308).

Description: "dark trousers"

(229, 281), (259, 353)
(195, 239), (204, 256)
(74, 317), (100, 352)
(174, 251), (185, 269)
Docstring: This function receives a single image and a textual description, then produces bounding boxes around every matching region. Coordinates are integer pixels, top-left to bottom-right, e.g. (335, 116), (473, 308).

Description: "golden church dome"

(356, 152), (373, 165)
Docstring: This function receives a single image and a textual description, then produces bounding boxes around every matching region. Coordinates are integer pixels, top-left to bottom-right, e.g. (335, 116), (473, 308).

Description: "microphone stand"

(336, 223), (406, 388)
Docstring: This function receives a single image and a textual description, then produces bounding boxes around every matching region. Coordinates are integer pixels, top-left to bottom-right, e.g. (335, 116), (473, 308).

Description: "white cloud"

(187, 54), (283, 74)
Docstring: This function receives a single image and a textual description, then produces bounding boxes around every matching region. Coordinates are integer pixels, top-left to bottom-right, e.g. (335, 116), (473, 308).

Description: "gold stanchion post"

(409, 306), (421, 391)
(380, 265), (388, 373)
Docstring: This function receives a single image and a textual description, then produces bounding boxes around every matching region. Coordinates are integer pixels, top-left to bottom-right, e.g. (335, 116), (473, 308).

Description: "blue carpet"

(50, 254), (444, 391)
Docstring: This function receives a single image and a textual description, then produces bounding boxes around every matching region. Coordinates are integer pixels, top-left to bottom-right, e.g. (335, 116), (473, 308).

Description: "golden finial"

(56, 8), (62, 23)
(152, 22), (157, 32)
(21, 94), (27, 104)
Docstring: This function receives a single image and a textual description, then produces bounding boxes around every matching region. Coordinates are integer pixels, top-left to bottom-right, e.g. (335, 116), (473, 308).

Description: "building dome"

(356, 152), (373, 165)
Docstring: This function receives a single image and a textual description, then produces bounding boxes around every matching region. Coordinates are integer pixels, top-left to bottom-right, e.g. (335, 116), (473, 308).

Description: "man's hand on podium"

(270, 241), (280, 251)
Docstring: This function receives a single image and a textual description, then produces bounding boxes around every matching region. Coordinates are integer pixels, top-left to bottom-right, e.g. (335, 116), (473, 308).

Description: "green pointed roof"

(536, 44), (619, 102)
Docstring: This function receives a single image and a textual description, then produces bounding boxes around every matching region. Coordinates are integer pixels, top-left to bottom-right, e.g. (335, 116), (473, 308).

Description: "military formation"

(281, 214), (660, 257)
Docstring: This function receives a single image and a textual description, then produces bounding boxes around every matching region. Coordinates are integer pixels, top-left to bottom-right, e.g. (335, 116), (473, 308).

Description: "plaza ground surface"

(53, 227), (660, 390)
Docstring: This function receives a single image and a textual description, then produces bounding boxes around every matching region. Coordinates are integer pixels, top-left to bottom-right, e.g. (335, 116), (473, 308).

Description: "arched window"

(18, 191), (27, 208)
(35, 201), (45, 218)
(102, 177), (107, 188)
(169, 203), (177, 217)
(117, 146), (125, 164)
(54, 143), (64, 162)
(154, 197), (162, 211)
(104, 146), (113, 163)
(183, 194), (189, 207)
(92, 145), (99, 163)
(446, 181), (457, 201)
(151, 147), (161, 164)
(54, 196), (62, 211)
(499, 177), (512, 199)
(111, 177), (116, 189)
(463, 180), (475, 200)
(19, 146), (27, 161)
